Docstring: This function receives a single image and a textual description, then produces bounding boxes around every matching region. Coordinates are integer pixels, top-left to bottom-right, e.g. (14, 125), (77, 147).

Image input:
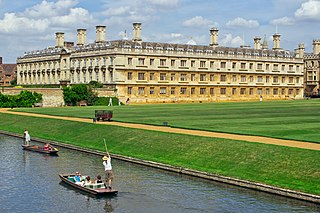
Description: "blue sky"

(0, 0), (319, 63)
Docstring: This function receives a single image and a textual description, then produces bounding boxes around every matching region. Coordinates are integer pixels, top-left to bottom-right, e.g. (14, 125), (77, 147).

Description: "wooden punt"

(22, 144), (59, 155)
(59, 174), (118, 196)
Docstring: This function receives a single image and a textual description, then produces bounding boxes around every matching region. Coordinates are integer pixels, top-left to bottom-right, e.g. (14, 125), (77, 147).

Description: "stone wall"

(1, 88), (64, 107)
(1, 87), (118, 107)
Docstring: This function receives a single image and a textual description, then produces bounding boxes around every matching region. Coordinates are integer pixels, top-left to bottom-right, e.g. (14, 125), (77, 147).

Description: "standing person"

(102, 152), (114, 190)
(260, 95), (263, 102)
(24, 129), (30, 145)
(108, 97), (113, 106)
(126, 98), (130, 105)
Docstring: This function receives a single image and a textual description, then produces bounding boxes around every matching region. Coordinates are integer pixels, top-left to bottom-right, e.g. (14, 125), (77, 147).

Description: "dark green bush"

(63, 84), (98, 106)
(0, 90), (42, 108)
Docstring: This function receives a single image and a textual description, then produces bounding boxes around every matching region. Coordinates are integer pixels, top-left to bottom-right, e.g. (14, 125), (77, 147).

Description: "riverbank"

(0, 113), (319, 204)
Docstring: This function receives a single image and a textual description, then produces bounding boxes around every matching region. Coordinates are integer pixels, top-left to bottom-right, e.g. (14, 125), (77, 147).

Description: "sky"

(0, 0), (320, 63)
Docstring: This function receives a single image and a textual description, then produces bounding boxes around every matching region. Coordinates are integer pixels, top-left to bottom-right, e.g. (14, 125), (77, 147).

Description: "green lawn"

(0, 113), (319, 195)
(13, 99), (320, 143)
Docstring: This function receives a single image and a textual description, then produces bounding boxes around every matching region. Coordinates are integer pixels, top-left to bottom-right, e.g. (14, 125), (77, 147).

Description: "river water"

(0, 134), (319, 213)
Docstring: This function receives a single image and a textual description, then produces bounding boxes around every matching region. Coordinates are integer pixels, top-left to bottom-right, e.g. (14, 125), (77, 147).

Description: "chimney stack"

(55, 32), (65, 48)
(77, 29), (87, 46)
(253, 37), (261, 50)
(132, 22), (142, 42)
(313, 39), (320, 55)
(0, 57), (2, 64)
(298, 43), (305, 58)
(209, 28), (219, 47)
(272, 33), (281, 50)
(96, 25), (106, 43)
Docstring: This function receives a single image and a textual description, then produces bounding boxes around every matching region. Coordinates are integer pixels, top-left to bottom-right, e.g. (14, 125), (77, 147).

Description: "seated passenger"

(43, 143), (50, 151)
(74, 172), (84, 185)
(96, 175), (103, 184)
(84, 176), (92, 186)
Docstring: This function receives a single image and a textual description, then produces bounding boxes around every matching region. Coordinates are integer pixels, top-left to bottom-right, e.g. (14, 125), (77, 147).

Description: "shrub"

(0, 90), (42, 108)
(63, 84), (98, 106)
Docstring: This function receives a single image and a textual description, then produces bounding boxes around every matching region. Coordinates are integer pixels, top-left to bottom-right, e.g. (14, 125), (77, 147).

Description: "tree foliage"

(62, 84), (98, 106)
(88, 81), (103, 88)
(0, 90), (42, 108)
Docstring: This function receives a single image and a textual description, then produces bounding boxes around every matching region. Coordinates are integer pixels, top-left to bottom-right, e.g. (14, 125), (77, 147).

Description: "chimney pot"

(313, 39), (320, 55)
(272, 33), (281, 50)
(77, 29), (87, 46)
(96, 25), (106, 43)
(209, 27), (219, 47)
(55, 32), (65, 48)
(132, 22), (142, 42)
(254, 37), (261, 50)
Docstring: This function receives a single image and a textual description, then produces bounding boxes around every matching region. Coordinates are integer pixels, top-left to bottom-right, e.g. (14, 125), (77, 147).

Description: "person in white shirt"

(102, 152), (114, 190)
(24, 129), (31, 145)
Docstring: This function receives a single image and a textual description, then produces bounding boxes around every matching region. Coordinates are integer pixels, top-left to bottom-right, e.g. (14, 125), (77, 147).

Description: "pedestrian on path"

(108, 97), (113, 106)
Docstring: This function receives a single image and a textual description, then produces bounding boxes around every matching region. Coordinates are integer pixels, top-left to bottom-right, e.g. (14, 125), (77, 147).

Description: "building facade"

(304, 40), (320, 96)
(17, 23), (305, 103)
(0, 57), (17, 86)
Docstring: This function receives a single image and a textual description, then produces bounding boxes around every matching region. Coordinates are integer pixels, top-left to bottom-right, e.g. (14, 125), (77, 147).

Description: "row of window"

(20, 71), (109, 84)
(128, 57), (300, 71)
(128, 87), (300, 96)
(19, 57), (111, 70)
(129, 72), (301, 84)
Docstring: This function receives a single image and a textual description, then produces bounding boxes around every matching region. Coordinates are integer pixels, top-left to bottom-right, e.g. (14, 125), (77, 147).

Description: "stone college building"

(17, 23), (305, 103)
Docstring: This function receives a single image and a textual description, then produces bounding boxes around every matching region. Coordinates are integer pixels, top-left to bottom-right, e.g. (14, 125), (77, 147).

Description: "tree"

(62, 84), (98, 106)
(0, 90), (42, 108)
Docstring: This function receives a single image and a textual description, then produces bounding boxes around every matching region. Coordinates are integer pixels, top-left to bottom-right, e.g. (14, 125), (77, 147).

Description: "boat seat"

(68, 176), (75, 183)
(86, 183), (105, 189)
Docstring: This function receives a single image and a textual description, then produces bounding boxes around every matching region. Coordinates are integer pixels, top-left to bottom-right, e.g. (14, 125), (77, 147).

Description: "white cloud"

(270, 17), (295, 25)
(23, 0), (79, 18)
(171, 33), (182, 38)
(0, 13), (49, 34)
(147, 0), (179, 7)
(221, 34), (244, 47)
(0, 1), (94, 34)
(104, 6), (131, 16)
(51, 8), (93, 27)
(226, 17), (259, 28)
(295, 0), (320, 20)
(182, 16), (215, 28)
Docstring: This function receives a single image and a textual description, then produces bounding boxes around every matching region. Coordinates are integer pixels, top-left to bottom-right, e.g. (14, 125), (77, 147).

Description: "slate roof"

(19, 39), (294, 59)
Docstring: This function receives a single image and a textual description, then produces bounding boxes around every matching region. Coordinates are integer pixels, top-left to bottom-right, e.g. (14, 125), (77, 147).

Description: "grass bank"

(14, 99), (320, 143)
(0, 113), (319, 195)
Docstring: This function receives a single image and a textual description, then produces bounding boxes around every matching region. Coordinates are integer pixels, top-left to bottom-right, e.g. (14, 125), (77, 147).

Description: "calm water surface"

(0, 134), (319, 213)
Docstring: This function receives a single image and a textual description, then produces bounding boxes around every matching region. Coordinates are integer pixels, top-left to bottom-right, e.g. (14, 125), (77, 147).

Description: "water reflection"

(0, 134), (319, 213)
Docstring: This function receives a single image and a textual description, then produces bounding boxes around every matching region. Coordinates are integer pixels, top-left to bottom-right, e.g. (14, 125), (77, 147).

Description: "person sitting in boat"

(74, 172), (84, 185)
(84, 176), (92, 187)
(43, 143), (51, 151)
(96, 175), (103, 184)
